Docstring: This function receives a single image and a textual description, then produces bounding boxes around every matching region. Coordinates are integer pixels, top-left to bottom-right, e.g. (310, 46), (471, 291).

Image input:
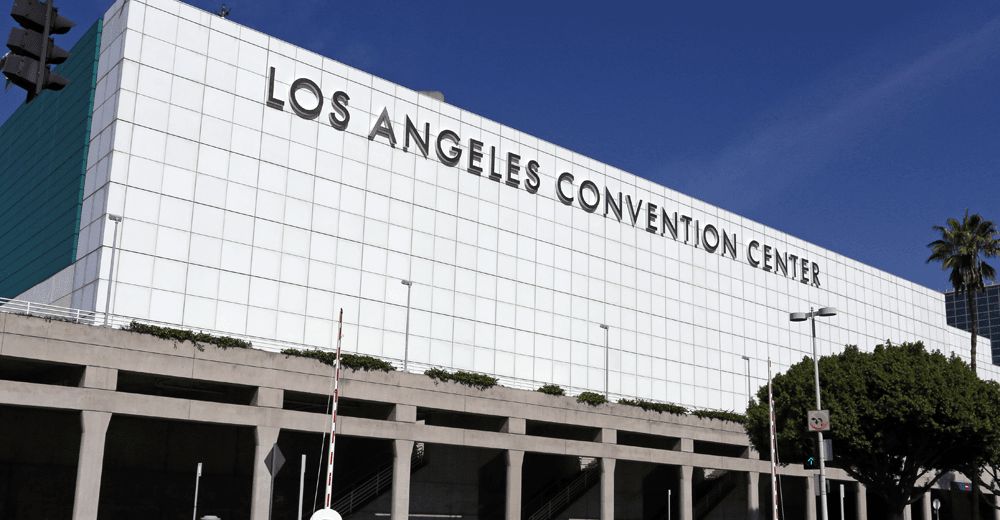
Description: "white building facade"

(20, 0), (996, 412)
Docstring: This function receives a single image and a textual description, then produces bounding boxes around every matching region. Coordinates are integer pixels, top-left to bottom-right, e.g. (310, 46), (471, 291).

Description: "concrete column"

(502, 417), (526, 434)
(600, 458), (615, 520)
(748, 472), (760, 520)
(903, 502), (911, 520)
(855, 482), (867, 520)
(71, 410), (112, 520)
(79, 366), (117, 390)
(805, 475), (817, 520)
(252, 387), (283, 408)
(251, 426), (280, 520)
(993, 493), (1000, 520)
(390, 404), (416, 423)
(679, 465), (693, 520)
(921, 491), (931, 520)
(506, 450), (524, 520)
(391, 439), (414, 520)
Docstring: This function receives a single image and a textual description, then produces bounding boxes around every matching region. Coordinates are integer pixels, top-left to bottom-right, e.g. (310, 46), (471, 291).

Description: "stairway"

(692, 470), (737, 520)
(521, 459), (601, 520)
(329, 443), (427, 517)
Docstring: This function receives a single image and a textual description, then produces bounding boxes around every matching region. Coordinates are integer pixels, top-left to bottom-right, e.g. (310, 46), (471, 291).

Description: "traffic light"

(2, 0), (75, 102)
(803, 437), (819, 470)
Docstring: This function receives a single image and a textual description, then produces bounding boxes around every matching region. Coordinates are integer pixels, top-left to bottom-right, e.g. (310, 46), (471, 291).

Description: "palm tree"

(926, 210), (1000, 375)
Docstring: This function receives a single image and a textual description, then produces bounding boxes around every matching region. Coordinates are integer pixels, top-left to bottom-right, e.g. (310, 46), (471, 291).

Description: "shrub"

(537, 384), (565, 396)
(424, 368), (498, 390)
(123, 321), (252, 350)
(281, 348), (395, 372)
(576, 392), (608, 406)
(618, 398), (688, 416)
(693, 410), (748, 424)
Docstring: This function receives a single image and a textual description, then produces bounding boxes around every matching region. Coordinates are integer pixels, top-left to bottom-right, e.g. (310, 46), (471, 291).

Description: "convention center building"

(0, 0), (994, 519)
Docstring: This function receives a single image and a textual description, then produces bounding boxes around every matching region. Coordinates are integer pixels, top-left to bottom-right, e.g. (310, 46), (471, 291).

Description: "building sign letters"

(265, 67), (824, 288)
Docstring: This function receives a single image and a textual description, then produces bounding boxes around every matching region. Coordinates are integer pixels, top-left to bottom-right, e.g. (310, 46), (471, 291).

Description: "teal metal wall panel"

(0, 19), (103, 299)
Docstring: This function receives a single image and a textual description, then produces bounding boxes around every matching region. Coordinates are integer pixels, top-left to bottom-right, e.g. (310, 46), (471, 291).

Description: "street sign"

(823, 439), (834, 461)
(807, 410), (831, 432)
(265, 444), (285, 476)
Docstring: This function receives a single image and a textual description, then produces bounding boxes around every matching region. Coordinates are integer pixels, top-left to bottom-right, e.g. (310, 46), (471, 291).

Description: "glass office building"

(946, 282), (1000, 364)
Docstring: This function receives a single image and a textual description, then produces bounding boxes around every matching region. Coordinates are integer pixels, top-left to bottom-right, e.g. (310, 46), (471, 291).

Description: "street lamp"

(600, 324), (609, 398)
(401, 280), (413, 372)
(790, 306), (838, 520)
(741, 355), (751, 405)
(103, 214), (123, 327)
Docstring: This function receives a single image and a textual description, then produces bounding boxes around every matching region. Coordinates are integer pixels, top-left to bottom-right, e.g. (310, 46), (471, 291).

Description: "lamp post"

(600, 324), (609, 398)
(103, 214), (123, 327)
(401, 280), (413, 372)
(741, 355), (751, 405)
(790, 306), (838, 520)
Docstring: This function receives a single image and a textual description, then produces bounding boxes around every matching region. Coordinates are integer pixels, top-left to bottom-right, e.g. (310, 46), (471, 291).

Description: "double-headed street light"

(790, 306), (838, 520)
(103, 214), (123, 327)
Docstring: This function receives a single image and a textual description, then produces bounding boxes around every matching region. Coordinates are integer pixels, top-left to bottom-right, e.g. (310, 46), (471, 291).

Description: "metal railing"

(523, 459), (600, 520)
(330, 443), (426, 516)
(0, 297), (742, 416)
(692, 470), (736, 520)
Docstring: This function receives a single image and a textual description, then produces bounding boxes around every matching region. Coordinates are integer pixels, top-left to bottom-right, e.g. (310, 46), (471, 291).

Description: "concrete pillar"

(506, 450), (524, 520)
(502, 418), (526, 434)
(679, 465), (693, 520)
(251, 426), (280, 520)
(903, 502), (911, 520)
(252, 387), (283, 408)
(993, 493), (1000, 520)
(71, 410), (112, 520)
(390, 404), (416, 423)
(921, 491), (931, 520)
(79, 366), (117, 390)
(391, 439), (414, 520)
(600, 458), (615, 520)
(748, 472), (760, 520)
(805, 475), (817, 520)
(855, 482), (867, 520)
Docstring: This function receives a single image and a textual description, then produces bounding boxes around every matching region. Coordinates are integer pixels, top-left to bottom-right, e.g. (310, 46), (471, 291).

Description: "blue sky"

(4, 0), (998, 293)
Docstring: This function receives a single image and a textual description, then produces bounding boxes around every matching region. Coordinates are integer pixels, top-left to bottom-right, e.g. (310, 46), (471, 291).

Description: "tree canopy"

(745, 341), (1000, 520)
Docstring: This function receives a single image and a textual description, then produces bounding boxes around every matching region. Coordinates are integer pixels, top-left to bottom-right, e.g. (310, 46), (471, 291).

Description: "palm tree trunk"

(968, 290), (978, 374)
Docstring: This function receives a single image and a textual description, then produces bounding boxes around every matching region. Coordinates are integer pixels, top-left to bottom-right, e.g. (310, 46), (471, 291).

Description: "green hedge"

(281, 348), (396, 372)
(692, 410), (748, 424)
(618, 398), (688, 416)
(536, 384), (565, 396)
(123, 321), (252, 349)
(576, 392), (608, 406)
(424, 368), (498, 390)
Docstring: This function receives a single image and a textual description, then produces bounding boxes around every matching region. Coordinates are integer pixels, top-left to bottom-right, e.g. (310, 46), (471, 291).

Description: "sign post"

(265, 444), (285, 520)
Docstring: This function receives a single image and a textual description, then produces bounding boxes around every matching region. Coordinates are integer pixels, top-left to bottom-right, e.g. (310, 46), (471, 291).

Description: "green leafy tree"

(926, 209), (1000, 375)
(745, 342), (1000, 520)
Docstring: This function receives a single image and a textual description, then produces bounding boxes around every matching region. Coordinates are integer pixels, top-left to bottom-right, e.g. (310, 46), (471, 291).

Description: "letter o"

(703, 224), (719, 253)
(578, 180), (600, 213)
(288, 78), (324, 120)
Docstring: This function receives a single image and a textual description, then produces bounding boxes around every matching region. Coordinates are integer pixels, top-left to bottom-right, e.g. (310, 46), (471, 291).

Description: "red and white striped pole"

(310, 309), (344, 520)
(768, 358), (779, 520)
